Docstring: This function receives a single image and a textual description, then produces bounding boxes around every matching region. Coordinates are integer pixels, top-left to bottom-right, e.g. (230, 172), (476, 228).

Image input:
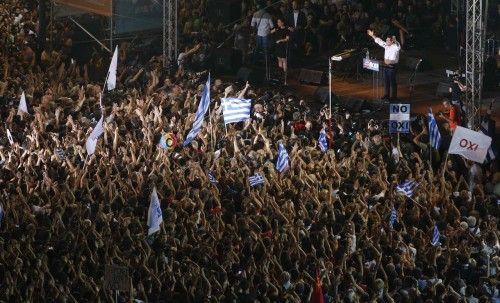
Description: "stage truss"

(163, 0), (178, 67)
(464, 0), (488, 128)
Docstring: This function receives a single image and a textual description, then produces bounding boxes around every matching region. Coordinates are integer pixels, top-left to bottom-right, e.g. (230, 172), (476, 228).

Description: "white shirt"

(251, 11), (274, 37)
(293, 11), (299, 27)
(374, 37), (401, 64)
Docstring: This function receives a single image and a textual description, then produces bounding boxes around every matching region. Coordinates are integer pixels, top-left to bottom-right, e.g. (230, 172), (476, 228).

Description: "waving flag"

(184, 74), (211, 146)
(147, 187), (163, 235)
(448, 126), (492, 163)
(54, 148), (66, 160)
(221, 97), (252, 124)
(396, 180), (418, 197)
(106, 46), (118, 91)
(389, 207), (397, 228)
(85, 115), (105, 155)
(428, 108), (441, 149)
(276, 143), (289, 173)
(248, 173), (264, 187)
(431, 225), (440, 246)
(0, 205), (4, 227)
(208, 170), (218, 185)
(480, 118), (496, 162)
(318, 129), (328, 152)
(6, 129), (14, 145)
(18, 92), (28, 115)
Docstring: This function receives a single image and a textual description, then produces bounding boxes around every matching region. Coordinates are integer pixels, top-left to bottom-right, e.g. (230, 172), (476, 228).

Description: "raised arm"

(367, 29), (386, 47)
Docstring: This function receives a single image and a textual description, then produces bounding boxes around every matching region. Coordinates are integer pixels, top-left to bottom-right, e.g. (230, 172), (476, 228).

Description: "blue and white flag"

(184, 74), (211, 146)
(248, 173), (265, 187)
(389, 207), (397, 228)
(428, 108), (441, 149)
(85, 115), (105, 155)
(54, 148), (66, 160)
(221, 97), (252, 124)
(318, 129), (328, 152)
(147, 187), (163, 236)
(480, 119), (496, 162)
(431, 225), (440, 246)
(208, 170), (218, 185)
(0, 205), (4, 227)
(276, 143), (289, 173)
(396, 180), (418, 197)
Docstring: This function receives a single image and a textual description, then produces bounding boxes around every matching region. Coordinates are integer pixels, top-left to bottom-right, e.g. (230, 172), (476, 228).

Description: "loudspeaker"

(212, 48), (242, 74)
(237, 67), (263, 85)
(436, 81), (452, 97)
(299, 68), (325, 85)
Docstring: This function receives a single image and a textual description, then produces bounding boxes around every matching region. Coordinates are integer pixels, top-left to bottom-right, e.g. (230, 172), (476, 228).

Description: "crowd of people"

(1, 0), (500, 302)
(234, 0), (456, 64)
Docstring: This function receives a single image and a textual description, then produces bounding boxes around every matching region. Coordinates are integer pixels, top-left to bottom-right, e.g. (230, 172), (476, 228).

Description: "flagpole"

(408, 196), (424, 208)
(208, 100), (214, 151)
(441, 152), (449, 178)
(82, 154), (89, 170)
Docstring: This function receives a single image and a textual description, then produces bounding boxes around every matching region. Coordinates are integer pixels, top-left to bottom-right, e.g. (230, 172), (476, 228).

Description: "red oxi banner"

(54, 0), (112, 16)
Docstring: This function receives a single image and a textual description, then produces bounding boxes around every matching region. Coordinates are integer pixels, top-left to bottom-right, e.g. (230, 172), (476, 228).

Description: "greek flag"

(221, 97), (252, 124)
(55, 148), (66, 160)
(0, 205), (4, 227)
(147, 187), (163, 236)
(276, 143), (289, 173)
(396, 180), (418, 197)
(85, 115), (105, 155)
(208, 170), (218, 185)
(248, 173), (264, 187)
(184, 74), (211, 146)
(480, 119), (496, 162)
(431, 225), (440, 246)
(389, 207), (397, 228)
(318, 129), (328, 152)
(428, 108), (441, 149)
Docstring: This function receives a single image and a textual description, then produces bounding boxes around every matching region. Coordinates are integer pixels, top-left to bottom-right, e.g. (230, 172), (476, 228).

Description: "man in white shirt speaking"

(367, 29), (401, 101)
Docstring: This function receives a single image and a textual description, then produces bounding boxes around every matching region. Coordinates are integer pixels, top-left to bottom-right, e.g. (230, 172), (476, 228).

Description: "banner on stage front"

(54, 0), (112, 17)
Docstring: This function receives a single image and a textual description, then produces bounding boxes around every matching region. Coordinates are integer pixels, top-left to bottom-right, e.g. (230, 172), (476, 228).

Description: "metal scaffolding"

(163, 0), (178, 68)
(464, 0), (488, 129)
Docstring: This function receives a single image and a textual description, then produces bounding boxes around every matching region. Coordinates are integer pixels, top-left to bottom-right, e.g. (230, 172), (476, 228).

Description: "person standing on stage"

(285, 0), (306, 67)
(251, 2), (274, 67)
(367, 29), (401, 101)
(271, 18), (290, 85)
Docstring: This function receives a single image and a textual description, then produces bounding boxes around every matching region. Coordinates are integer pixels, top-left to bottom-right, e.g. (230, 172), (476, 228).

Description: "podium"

(363, 58), (381, 100)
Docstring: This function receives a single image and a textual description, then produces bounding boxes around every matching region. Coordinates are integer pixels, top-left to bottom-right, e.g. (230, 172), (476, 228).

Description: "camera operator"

(450, 75), (466, 115)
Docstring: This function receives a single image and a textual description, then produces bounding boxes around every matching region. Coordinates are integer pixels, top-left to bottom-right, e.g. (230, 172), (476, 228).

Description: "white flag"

(106, 46), (118, 91)
(85, 116), (105, 155)
(448, 126), (492, 163)
(6, 129), (14, 145)
(147, 187), (163, 235)
(18, 92), (28, 114)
